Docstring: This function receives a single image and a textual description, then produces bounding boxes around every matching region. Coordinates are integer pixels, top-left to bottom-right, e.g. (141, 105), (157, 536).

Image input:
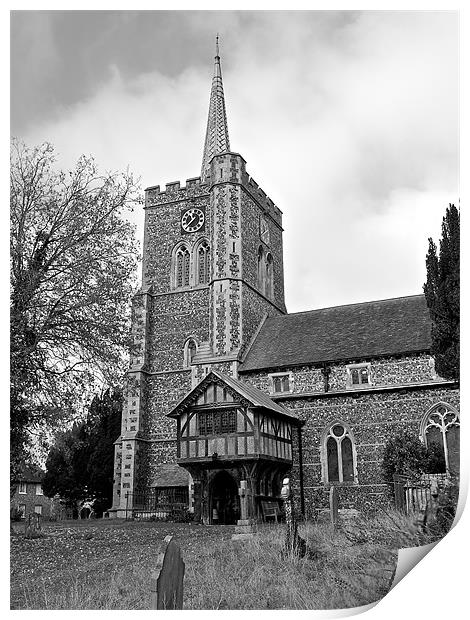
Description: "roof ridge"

(271, 294), (426, 318)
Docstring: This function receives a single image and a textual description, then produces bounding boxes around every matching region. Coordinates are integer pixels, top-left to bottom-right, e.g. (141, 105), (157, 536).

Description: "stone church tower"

(110, 41), (287, 516)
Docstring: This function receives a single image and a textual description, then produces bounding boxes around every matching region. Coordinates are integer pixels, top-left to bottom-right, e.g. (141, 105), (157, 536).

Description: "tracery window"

(196, 240), (210, 285)
(257, 246), (274, 299)
(323, 423), (357, 483)
(257, 246), (265, 294)
(266, 253), (274, 299)
(421, 403), (460, 474)
(176, 245), (191, 288)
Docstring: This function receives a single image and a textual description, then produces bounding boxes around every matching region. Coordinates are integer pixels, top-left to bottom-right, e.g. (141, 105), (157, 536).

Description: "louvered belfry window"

(176, 246), (190, 288)
(197, 241), (210, 285)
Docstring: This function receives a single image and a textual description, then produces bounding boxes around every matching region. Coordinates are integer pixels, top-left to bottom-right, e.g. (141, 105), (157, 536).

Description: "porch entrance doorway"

(210, 471), (240, 525)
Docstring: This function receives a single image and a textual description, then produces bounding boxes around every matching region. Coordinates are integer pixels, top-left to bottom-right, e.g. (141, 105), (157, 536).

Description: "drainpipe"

(298, 424), (305, 517)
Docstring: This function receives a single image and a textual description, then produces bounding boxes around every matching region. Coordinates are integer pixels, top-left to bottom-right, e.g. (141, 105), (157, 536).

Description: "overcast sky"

(10, 10), (459, 313)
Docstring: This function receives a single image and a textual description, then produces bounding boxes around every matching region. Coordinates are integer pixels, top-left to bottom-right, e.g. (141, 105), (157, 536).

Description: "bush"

(424, 442), (446, 473)
(433, 476), (459, 536)
(165, 508), (194, 523)
(381, 429), (428, 485)
(11, 508), (24, 522)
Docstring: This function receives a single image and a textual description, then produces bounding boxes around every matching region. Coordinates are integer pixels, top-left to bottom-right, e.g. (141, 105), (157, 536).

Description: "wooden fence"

(393, 473), (448, 514)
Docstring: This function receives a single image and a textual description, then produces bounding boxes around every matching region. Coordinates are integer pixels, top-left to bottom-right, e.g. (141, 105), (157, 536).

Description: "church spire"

(201, 35), (230, 182)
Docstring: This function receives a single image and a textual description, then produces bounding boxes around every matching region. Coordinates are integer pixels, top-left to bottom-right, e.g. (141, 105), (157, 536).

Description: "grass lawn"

(10, 512), (427, 610)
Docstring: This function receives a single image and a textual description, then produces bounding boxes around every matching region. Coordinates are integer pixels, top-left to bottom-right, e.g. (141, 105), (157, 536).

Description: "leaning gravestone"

(24, 513), (41, 539)
(150, 535), (185, 609)
(329, 486), (339, 528)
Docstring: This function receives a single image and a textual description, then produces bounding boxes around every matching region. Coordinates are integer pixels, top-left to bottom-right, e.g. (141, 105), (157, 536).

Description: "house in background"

(10, 465), (55, 520)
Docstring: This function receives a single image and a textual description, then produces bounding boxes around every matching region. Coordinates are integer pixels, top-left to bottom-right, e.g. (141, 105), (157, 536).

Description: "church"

(109, 42), (459, 523)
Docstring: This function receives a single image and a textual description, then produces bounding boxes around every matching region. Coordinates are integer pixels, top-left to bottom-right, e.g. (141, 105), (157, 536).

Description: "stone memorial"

(232, 479), (255, 540)
(150, 535), (185, 609)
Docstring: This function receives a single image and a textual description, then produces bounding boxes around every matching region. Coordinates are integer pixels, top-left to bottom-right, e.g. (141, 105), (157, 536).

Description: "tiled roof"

(212, 371), (298, 420)
(15, 465), (45, 483)
(168, 370), (300, 423)
(239, 295), (431, 372)
(151, 463), (190, 488)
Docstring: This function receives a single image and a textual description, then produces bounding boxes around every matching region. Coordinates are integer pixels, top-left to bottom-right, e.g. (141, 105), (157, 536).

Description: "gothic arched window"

(257, 246), (265, 294)
(184, 338), (198, 367)
(196, 240), (210, 285)
(421, 403), (460, 474)
(266, 252), (274, 299)
(322, 423), (357, 484)
(175, 245), (191, 288)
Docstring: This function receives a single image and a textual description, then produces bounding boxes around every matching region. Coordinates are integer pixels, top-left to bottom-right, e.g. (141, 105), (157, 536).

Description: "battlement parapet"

(242, 171), (283, 224)
(145, 176), (209, 207)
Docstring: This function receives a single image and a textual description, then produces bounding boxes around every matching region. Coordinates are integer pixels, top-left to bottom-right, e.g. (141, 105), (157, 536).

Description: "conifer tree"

(423, 204), (460, 380)
(43, 389), (122, 516)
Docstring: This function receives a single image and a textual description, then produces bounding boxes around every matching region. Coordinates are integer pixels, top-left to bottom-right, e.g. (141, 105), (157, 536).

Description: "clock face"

(181, 208), (205, 233)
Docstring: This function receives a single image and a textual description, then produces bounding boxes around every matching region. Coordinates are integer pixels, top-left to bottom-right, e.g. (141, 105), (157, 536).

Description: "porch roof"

(168, 370), (301, 424)
(151, 463), (190, 488)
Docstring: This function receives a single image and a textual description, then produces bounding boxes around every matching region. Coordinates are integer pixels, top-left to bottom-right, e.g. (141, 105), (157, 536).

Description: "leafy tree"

(10, 140), (139, 480)
(423, 442), (446, 474)
(381, 429), (428, 484)
(423, 204), (460, 380)
(87, 389), (122, 515)
(43, 421), (91, 516)
(382, 429), (449, 497)
(43, 389), (122, 516)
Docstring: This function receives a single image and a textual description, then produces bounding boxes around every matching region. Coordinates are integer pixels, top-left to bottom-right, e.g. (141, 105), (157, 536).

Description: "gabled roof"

(239, 295), (431, 372)
(151, 464), (190, 488)
(168, 370), (300, 423)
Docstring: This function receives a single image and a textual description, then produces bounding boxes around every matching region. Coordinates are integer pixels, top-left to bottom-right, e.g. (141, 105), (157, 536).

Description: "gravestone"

(150, 535), (185, 609)
(24, 513), (41, 539)
(280, 477), (306, 558)
(329, 486), (339, 527)
(418, 478), (441, 534)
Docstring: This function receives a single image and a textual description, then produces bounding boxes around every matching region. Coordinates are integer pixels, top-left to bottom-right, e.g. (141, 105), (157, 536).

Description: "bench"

(261, 500), (282, 523)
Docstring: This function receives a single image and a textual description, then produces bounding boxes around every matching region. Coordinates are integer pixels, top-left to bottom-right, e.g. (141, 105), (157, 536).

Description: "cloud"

(17, 11), (458, 312)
